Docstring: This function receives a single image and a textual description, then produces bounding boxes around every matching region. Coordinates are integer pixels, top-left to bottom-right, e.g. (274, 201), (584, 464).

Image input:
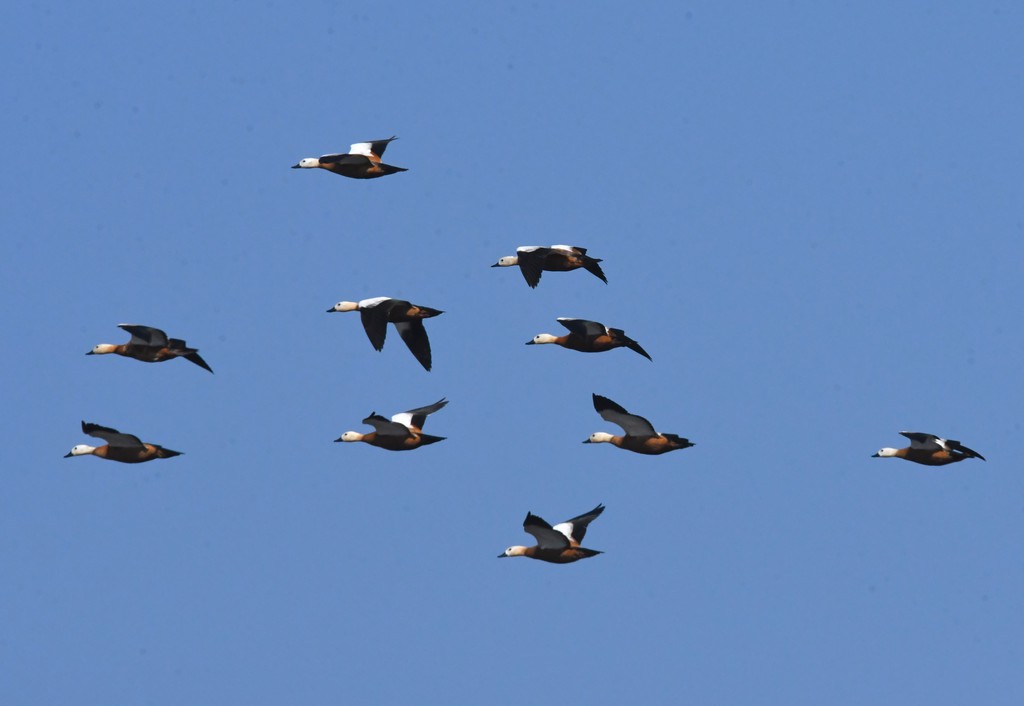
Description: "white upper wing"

(348, 142), (376, 157)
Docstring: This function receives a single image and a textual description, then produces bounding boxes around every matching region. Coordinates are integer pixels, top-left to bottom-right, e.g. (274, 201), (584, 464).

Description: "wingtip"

(629, 342), (653, 361)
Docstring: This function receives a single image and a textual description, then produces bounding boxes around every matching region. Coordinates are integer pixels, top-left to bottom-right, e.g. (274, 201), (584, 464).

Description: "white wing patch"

(358, 296), (392, 308)
(550, 244), (575, 253)
(348, 141), (375, 157)
(551, 521), (575, 542)
(390, 412), (414, 429)
(901, 432), (942, 450)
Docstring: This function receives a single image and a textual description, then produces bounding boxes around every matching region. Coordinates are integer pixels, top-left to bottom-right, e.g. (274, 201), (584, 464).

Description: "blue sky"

(3, 1), (1023, 703)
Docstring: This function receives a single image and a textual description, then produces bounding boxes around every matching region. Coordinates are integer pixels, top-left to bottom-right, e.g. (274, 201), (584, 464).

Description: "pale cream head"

(339, 431), (364, 442)
(499, 546), (529, 558)
(296, 158), (320, 168)
(587, 432), (616, 444)
(494, 256), (518, 267)
(65, 444), (97, 457)
(873, 448), (899, 458)
(329, 301), (360, 313)
(531, 333), (559, 344)
(90, 344), (117, 355)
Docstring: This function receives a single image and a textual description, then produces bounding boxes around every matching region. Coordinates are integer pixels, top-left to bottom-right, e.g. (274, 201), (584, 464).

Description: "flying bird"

(64, 421), (183, 463)
(584, 394), (694, 455)
(492, 245), (607, 288)
(327, 297), (443, 371)
(87, 324), (213, 373)
(872, 431), (986, 466)
(498, 504), (605, 564)
(335, 398), (448, 451)
(527, 318), (651, 360)
(292, 136), (407, 179)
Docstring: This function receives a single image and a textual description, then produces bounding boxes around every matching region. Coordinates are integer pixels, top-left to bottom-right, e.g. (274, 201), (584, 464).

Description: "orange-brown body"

(92, 444), (181, 464)
(893, 448), (972, 466)
(113, 343), (181, 364)
(388, 304), (442, 322)
(317, 157), (406, 179)
(607, 434), (692, 455)
(520, 546), (604, 564)
(543, 252), (589, 272)
(553, 333), (621, 354)
(352, 431), (445, 452)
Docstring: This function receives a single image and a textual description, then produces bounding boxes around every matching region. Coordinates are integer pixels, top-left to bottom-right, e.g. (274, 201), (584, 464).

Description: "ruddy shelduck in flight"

(327, 296), (443, 371)
(526, 318), (651, 360)
(492, 245), (607, 288)
(292, 136), (407, 179)
(335, 398), (448, 451)
(64, 421), (183, 463)
(872, 431), (985, 466)
(498, 504), (605, 564)
(584, 394), (694, 455)
(88, 324), (213, 373)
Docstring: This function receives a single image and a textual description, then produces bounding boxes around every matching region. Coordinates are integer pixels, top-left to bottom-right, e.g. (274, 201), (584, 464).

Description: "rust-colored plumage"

(328, 296), (443, 371)
(88, 324), (213, 373)
(584, 394), (693, 455)
(498, 504), (605, 564)
(292, 137), (407, 179)
(492, 245), (607, 288)
(872, 432), (985, 466)
(335, 398), (448, 451)
(527, 318), (651, 360)
(64, 421), (183, 464)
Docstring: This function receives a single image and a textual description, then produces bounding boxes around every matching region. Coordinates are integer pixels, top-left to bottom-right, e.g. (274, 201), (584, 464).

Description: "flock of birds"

(63, 137), (988, 564)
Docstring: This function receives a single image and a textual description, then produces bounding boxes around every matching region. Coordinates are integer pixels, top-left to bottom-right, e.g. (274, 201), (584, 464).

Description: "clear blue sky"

(3, 2), (1023, 704)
